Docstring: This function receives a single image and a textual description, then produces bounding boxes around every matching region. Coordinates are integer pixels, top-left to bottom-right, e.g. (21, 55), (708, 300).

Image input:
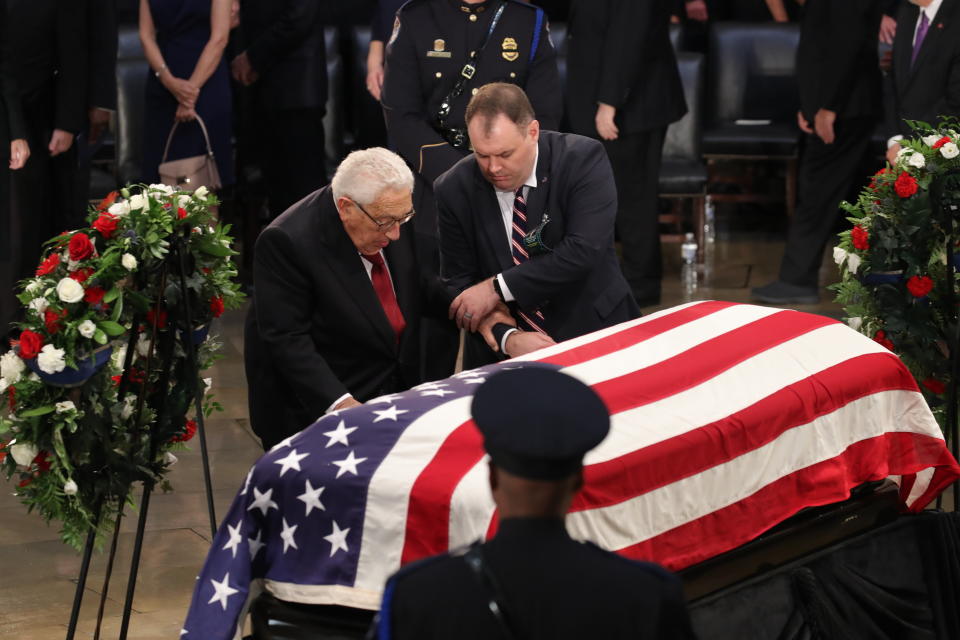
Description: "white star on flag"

(332, 450), (368, 478)
(420, 388), (454, 397)
(180, 629), (187, 637)
(463, 377), (486, 384)
(324, 520), (350, 557)
(270, 433), (298, 452)
(414, 382), (448, 391)
(247, 487), (279, 516)
(322, 420), (358, 448)
(208, 572), (239, 611)
(280, 517), (299, 553)
(222, 521), (242, 558)
(274, 448), (310, 477)
(367, 393), (402, 404)
(372, 405), (408, 422)
(248, 529), (266, 561)
(296, 479), (326, 516)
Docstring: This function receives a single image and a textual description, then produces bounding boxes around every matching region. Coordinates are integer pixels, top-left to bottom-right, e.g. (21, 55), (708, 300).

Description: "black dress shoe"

(750, 280), (820, 304)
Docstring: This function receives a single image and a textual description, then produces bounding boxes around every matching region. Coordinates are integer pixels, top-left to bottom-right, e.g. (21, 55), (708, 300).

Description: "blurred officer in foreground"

(381, 0), (561, 381)
(372, 366), (696, 640)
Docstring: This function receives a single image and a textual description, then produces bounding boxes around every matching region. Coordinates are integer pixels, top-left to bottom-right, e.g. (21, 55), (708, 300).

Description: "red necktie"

(365, 252), (406, 343)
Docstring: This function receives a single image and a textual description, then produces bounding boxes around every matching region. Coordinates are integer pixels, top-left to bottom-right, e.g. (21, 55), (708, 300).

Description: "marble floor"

(0, 232), (921, 639)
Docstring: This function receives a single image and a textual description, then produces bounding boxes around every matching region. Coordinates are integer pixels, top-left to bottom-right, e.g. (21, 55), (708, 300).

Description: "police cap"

(470, 366), (610, 480)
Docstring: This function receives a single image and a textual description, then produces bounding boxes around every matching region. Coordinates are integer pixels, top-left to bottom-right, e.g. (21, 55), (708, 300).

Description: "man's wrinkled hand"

(595, 103), (619, 141)
(504, 331), (556, 358)
(479, 302), (516, 352)
(449, 277), (500, 332)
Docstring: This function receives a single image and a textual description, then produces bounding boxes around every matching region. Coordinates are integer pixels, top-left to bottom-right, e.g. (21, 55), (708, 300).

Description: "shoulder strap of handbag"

(437, 1), (507, 129)
(161, 114), (216, 164)
(463, 542), (519, 640)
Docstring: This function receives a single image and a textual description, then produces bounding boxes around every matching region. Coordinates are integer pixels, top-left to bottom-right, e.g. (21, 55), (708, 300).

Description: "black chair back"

(115, 27), (147, 185)
(664, 52), (705, 162)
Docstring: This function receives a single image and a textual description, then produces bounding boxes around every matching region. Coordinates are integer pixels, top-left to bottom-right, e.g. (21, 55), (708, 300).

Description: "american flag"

(181, 301), (960, 639)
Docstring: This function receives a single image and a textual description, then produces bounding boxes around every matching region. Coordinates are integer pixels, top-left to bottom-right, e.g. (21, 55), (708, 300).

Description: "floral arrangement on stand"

(833, 119), (960, 429)
(0, 184), (244, 549)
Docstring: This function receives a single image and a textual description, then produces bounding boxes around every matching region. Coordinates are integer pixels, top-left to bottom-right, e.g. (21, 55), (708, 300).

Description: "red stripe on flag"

(613, 432), (960, 571)
(573, 352), (918, 512)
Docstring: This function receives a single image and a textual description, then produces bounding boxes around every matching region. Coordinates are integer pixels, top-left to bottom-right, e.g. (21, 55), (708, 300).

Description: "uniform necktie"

(365, 252), (406, 343)
(510, 188), (546, 334)
(912, 10), (930, 67)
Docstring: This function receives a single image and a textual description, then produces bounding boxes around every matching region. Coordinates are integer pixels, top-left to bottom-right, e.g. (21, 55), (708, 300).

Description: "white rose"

(847, 253), (861, 274)
(128, 194), (146, 210)
(55, 400), (76, 413)
(56, 277), (84, 304)
(108, 200), (131, 217)
(28, 297), (48, 315)
(121, 253), (138, 271)
(78, 319), (97, 339)
(940, 142), (960, 159)
(832, 246), (848, 265)
(908, 153), (926, 169)
(847, 316), (863, 331)
(0, 353), (26, 386)
(163, 452), (179, 466)
(63, 479), (78, 495)
(37, 344), (67, 374)
(194, 186), (208, 199)
(922, 134), (940, 147)
(9, 442), (38, 466)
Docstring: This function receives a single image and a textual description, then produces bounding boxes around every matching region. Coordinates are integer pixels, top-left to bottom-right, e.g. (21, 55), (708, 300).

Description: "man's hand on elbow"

(449, 277), (501, 332)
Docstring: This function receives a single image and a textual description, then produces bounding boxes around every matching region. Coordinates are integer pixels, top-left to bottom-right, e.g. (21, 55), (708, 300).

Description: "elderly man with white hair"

(244, 147), (453, 449)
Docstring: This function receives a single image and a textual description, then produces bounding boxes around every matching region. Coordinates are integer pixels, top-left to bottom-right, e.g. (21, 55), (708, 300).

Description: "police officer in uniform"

(382, 0), (561, 381)
(371, 366), (696, 640)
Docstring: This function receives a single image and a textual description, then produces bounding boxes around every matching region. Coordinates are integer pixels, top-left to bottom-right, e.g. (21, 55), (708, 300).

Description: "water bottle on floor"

(681, 232), (698, 295)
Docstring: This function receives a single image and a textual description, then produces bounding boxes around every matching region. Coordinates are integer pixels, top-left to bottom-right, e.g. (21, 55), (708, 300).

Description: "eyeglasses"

(351, 199), (416, 231)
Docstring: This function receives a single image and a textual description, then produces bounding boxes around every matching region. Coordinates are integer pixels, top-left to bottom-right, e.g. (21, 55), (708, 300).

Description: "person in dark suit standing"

(6, 0), (86, 285)
(382, 0), (562, 381)
(437, 83), (639, 367)
(373, 366), (697, 640)
(232, 0), (327, 218)
(565, 0), (686, 307)
(752, 0), (883, 304)
(885, 0), (960, 165)
(244, 148), (456, 450)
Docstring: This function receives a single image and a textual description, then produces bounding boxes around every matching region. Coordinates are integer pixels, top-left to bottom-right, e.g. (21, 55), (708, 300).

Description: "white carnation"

(63, 479), (78, 495)
(56, 277), (84, 304)
(194, 186), (208, 199)
(847, 316), (863, 331)
(940, 142), (960, 159)
(108, 200), (131, 217)
(908, 153), (926, 169)
(922, 134), (941, 146)
(28, 297), (48, 315)
(24, 279), (42, 294)
(1, 351), (29, 385)
(149, 183), (174, 195)
(55, 400), (76, 413)
(37, 344), (67, 374)
(847, 253), (861, 274)
(78, 319), (97, 339)
(128, 194), (146, 210)
(121, 253), (137, 271)
(832, 246), (848, 265)
(9, 442), (38, 466)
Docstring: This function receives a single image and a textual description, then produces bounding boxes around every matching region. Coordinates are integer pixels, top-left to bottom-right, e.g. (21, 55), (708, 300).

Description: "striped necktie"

(510, 188), (546, 334)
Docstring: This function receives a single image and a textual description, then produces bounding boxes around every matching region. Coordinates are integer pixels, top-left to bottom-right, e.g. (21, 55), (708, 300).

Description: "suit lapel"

(907, 2), (955, 85)
(523, 136), (552, 232)
(474, 169), (515, 271)
(893, 7), (915, 95)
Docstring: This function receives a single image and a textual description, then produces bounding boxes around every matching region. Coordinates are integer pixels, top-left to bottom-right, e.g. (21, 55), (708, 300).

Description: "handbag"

(158, 114), (222, 192)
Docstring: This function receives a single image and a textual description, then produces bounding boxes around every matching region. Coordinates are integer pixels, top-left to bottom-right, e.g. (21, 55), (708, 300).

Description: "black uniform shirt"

(382, 0), (562, 184)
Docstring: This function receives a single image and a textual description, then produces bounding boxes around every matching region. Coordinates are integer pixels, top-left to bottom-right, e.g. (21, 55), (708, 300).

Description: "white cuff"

(887, 135), (903, 149)
(323, 393), (353, 416)
(500, 328), (519, 356)
(496, 273), (515, 302)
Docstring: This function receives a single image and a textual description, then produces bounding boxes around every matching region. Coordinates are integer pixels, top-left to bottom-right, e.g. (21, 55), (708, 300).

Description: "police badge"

(501, 37), (519, 62)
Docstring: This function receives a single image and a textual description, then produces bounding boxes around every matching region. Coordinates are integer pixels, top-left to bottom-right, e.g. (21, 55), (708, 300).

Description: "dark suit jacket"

(380, 518), (696, 640)
(565, 0), (686, 137)
(239, 0), (327, 111)
(6, 0), (86, 133)
(889, 0), (960, 138)
(86, 0), (117, 111)
(245, 186), (451, 447)
(0, 0), (26, 151)
(796, 0), (882, 124)
(436, 130), (639, 364)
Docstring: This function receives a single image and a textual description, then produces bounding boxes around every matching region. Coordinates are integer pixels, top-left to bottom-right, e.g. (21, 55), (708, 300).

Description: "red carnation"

(32, 451), (51, 473)
(146, 308), (167, 329)
(112, 375), (122, 387)
(18, 330), (43, 360)
(36, 253), (60, 276)
(851, 225), (870, 251)
(906, 275), (934, 298)
(84, 286), (106, 306)
(18, 477), (32, 488)
(92, 212), (118, 239)
(68, 233), (95, 262)
(209, 296), (224, 318)
(873, 330), (895, 351)
(43, 308), (68, 334)
(894, 172), (918, 198)
(922, 378), (946, 394)
(933, 136), (951, 149)
(69, 267), (94, 283)
(171, 419), (198, 443)
(177, 207), (188, 220)
(97, 191), (119, 212)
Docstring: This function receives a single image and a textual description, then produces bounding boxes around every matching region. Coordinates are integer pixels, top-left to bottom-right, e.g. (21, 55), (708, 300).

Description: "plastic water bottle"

(681, 232), (698, 294)
(704, 195), (716, 245)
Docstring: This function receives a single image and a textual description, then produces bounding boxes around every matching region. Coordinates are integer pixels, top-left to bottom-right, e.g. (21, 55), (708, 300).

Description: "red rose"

(36, 253), (60, 276)
(146, 308), (167, 329)
(68, 232), (95, 262)
(894, 172), (918, 198)
(84, 286), (106, 306)
(18, 330), (43, 360)
(873, 330), (895, 351)
(98, 191), (118, 212)
(69, 267), (94, 283)
(922, 378), (946, 394)
(851, 225), (870, 251)
(92, 212), (118, 238)
(171, 419), (198, 443)
(177, 207), (188, 220)
(209, 296), (224, 318)
(906, 275), (934, 298)
(43, 308), (68, 334)
(32, 451), (51, 473)
(933, 136), (951, 149)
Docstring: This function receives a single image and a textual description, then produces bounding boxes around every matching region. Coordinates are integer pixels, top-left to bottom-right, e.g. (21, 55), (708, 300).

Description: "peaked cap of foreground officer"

(470, 366), (610, 481)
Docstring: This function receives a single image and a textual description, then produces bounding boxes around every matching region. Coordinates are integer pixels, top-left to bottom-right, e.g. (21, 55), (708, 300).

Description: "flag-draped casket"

(182, 302), (960, 639)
